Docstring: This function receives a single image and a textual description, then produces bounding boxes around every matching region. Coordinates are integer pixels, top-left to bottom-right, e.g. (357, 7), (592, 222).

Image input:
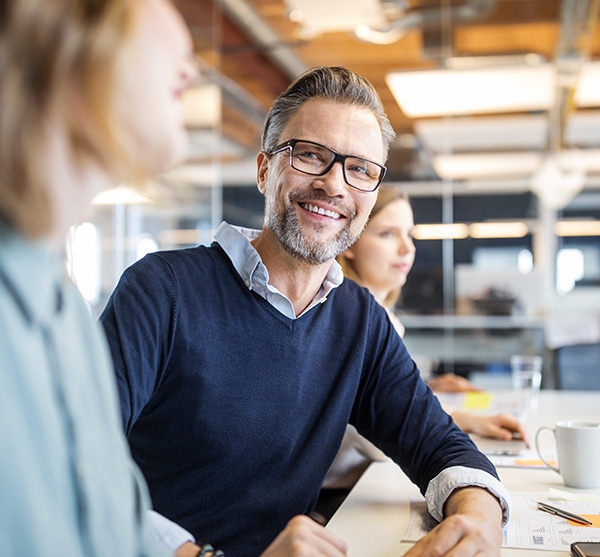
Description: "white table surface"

(327, 391), (600, 556)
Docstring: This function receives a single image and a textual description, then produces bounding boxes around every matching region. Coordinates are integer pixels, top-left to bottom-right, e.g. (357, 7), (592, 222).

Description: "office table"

(327, 391), (600, 556)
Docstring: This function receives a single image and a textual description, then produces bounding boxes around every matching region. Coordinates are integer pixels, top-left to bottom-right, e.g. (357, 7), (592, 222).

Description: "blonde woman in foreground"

(0, 1), (343, 555)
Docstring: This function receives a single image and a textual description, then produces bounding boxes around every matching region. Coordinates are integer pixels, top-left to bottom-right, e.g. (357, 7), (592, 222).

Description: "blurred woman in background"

(321, 187), (527, 493)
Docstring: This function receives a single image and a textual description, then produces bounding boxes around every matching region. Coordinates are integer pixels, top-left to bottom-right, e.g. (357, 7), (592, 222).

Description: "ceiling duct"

(354, 0), (496, 45)
(215, 0), (308, 79)
(531, 0), (599, 209)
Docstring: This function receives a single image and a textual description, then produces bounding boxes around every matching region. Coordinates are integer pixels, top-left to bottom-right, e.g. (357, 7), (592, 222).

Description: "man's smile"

(298, 202), (344, 220)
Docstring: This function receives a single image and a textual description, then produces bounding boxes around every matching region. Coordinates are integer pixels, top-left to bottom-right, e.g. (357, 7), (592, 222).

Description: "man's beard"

(264, 189), (362, 265)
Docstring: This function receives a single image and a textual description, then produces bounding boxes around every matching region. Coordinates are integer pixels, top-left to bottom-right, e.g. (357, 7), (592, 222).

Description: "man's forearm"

(443, 486), (504, 526)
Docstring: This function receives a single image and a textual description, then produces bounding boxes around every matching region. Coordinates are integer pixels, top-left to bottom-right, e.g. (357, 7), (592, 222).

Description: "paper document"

(403, 493), (600, 551)
(486, 449), (558, 469)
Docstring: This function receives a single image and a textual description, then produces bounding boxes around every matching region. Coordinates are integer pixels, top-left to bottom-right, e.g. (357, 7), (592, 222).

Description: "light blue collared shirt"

(214, 221), (344, 319)
(0, 222), (170, 556)
(213, 221), (512, 526)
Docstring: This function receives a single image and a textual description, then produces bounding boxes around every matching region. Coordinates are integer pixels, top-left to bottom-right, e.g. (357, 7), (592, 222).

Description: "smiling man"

(100, 66), (511, 557)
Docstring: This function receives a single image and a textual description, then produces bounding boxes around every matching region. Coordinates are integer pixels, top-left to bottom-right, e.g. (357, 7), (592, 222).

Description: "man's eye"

(347, 162), (369, 175)
(297, 149), (322, 161)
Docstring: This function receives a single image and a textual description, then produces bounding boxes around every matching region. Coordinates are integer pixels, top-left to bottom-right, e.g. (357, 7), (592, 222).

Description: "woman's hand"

(452, 411), (529, 446)
(428, 373), (481, 393)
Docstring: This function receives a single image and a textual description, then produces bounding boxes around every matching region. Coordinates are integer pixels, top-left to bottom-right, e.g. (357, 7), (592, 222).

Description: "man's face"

(257, 98), (385, 265)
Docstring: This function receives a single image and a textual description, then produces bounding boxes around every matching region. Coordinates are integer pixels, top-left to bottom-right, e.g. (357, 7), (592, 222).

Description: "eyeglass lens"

(289, 141), (383, 191)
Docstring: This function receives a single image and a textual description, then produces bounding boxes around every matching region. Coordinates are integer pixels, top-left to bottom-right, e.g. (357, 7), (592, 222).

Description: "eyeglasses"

(269, 139), (386, 192)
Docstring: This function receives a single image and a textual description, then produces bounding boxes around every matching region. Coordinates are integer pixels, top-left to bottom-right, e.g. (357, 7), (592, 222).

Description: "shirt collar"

(213, 221), (344, 318)
(0, 221), (64, 326)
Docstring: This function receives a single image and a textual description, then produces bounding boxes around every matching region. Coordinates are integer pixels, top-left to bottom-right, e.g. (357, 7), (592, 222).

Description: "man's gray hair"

(261, 66), (396, 161)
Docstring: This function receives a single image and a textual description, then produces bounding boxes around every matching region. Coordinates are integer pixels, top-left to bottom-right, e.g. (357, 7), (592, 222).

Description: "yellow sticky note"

(463, 392), (493, 410)
(515, 459), (558, 467)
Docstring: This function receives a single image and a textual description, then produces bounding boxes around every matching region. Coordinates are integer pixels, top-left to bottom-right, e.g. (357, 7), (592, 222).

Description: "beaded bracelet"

(196, 543), (224, 557)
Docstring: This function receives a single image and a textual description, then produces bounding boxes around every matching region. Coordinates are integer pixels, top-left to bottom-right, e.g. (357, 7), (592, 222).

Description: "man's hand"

(260, 515), (348, 557)
(174, 541), (203, 557)
(404, 487), (503, 557)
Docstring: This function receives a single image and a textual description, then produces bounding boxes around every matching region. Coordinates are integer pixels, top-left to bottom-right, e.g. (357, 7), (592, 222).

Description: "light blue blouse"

(0, 223), (168, 557)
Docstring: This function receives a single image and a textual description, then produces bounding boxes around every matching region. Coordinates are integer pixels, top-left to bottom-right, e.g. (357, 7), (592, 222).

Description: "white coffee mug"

(535, 421), (600, 489)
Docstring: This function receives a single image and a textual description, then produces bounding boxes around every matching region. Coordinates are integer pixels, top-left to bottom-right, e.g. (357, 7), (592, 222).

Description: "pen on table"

(536, 502), (593, 525)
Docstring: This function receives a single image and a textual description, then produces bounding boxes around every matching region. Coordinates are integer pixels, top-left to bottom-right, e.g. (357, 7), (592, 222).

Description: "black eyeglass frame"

(269, 139), (387, 192)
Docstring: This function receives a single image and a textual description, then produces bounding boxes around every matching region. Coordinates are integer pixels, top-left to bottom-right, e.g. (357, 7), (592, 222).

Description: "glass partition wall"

(62, 0), (600, 386)
(68, 2), (225, 318)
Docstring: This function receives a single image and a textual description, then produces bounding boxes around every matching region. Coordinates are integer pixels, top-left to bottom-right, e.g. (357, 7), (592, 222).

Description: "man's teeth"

(303, 203), (341, 219)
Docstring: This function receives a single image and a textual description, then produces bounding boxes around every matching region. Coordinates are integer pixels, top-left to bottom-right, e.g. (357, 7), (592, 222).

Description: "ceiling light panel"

(432, 152), (542, 180)
(182, 84), (221, 128)
(469, 222), (529, 239)
(387, 61), (600, 118)
(575, 62), (600, 107)
(387, 65), (555, 117)
(555, 220), (600, 236)
(415, 116), (548, 153)
(412, 223), (469, 240)
(416, 112), (600, 154)
(284, 0), (387, 37)
(432, 149), (600, 180)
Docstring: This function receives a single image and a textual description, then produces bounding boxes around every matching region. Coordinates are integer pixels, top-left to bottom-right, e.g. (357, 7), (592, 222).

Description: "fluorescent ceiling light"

(575, 62), (600, 107)
(432, 149), (600, 180)
(432, 152), (541, 180)
(415, 112), (600, 154)
(469, 222), (529, 239)
(92, 186), (152, 205)
(415, 115), (547, 153)
(284, 0), (387, 37)
(555, 220), (600, 236)
(182, 84), (221, 128)
(386, 61), (600, 118)
(386, 65), (555, 117)
(412, 223), (469, 240)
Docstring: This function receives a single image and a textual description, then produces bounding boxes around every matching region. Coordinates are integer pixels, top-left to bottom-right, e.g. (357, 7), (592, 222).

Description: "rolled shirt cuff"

(425, 465), (512, 527)
(148, 510), (196, 551)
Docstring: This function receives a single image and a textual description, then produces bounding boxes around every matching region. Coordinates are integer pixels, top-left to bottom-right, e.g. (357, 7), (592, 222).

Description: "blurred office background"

(70, 0), (600, 385)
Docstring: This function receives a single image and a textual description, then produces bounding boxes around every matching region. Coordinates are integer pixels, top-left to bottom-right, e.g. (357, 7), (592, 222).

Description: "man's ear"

(256, 151), (270, 194)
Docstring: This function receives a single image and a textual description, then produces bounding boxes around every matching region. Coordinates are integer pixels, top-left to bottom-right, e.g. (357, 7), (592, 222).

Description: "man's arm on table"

(406, 486), (503, 557)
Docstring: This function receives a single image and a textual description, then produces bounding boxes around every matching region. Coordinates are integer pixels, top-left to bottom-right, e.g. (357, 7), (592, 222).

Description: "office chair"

(554, 343), (600, 390)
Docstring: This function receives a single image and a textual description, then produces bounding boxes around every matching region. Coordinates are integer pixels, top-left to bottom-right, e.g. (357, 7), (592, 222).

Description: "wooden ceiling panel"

(454, 22), (560, 58)
(293, 32), (426, 66)
(178, 0), (600, 181)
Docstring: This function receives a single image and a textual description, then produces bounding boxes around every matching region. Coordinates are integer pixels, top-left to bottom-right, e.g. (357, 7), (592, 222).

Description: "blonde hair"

(337, 186), (410, 308)
(0, 0), (142, 238)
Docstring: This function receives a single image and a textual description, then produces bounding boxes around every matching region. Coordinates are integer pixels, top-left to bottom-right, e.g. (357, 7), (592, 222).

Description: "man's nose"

(312, 161), (347, 196)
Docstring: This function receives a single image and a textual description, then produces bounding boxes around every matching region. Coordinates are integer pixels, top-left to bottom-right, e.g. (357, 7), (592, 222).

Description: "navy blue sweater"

(100, 244), (497, 555)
